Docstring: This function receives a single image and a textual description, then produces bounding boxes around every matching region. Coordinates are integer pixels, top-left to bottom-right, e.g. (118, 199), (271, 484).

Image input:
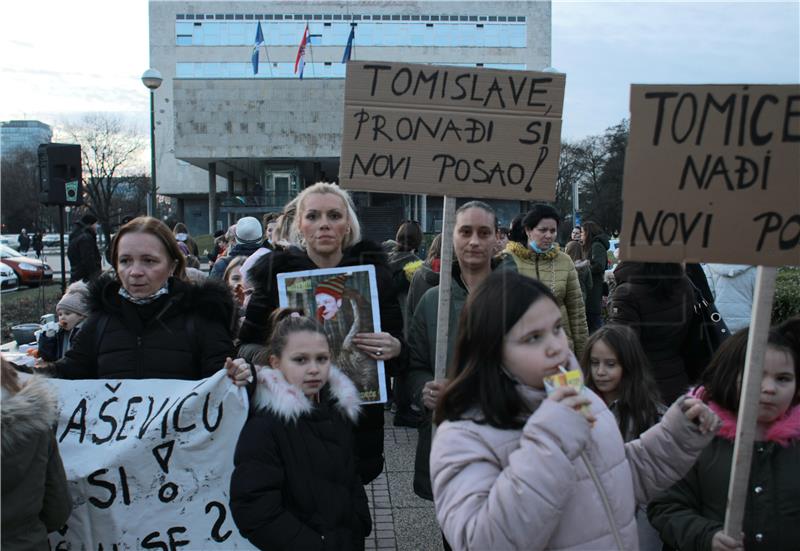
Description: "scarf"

(118, 281), (170, 305)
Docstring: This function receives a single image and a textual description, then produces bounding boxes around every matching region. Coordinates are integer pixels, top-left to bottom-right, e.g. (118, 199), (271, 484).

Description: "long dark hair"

(508, 213), (526, 245)
(698, 328), (799, 412)
(580, 324), (663, 439)
(434, 271), (559, 429)
(580, 220), (603, 256)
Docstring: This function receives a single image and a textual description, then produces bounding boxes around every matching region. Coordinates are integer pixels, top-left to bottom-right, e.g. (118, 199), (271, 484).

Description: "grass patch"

(1, 284), (62, 342)
(194, 234), (214, 257)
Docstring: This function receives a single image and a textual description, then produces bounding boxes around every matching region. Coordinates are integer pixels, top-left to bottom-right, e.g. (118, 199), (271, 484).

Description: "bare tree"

(0, 150), (60, 233)
(60, 114), (145, 248)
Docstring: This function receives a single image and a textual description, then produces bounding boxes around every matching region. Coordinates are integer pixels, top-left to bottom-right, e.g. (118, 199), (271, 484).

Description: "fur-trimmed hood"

(87, 272), (235, 330)
(691, 387), (800, 447)
(252, 365), (361, 423)
(1, 376), (59, 455)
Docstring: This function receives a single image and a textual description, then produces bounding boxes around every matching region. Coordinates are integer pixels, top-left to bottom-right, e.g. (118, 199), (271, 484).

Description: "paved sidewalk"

(364, 413), (444, 551)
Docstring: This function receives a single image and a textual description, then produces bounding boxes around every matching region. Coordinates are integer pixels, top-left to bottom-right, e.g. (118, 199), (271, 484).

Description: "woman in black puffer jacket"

(238, 183), (405, 485)
(55, 217), (235, 380)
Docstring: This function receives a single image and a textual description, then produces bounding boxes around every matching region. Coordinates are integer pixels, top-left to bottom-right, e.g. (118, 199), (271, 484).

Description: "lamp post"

(141, 68), (163, 218)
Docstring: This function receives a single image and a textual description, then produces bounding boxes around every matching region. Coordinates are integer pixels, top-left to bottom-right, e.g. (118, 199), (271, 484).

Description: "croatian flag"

(342, 25), (355, 63)
(294, 23), (310, 79)
(252, 22), (264, 75)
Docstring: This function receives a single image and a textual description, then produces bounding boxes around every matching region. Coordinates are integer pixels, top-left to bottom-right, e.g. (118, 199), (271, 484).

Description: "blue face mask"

(529, 240), (554, 254)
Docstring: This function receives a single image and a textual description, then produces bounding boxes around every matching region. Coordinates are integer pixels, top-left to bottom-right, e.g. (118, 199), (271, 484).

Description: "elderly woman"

(239, 182), (404, 484)
(55, 217), (237, 381)
(499, 204), (588, 357)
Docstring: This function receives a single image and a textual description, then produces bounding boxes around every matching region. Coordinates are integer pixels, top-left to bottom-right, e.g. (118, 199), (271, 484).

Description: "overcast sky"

(0, 0), (797, 142)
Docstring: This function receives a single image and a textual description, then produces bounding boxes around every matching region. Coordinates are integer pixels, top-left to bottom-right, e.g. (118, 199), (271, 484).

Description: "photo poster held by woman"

(277, 265), (387, 404)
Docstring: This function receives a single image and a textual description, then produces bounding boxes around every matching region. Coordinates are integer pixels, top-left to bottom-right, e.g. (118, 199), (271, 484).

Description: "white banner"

(48, 371), (257, 550)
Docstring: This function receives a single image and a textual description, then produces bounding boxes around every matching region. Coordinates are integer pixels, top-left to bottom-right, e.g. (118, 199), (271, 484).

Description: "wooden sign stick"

(723, 266), (778, 538)
(432, 196), (456, 432)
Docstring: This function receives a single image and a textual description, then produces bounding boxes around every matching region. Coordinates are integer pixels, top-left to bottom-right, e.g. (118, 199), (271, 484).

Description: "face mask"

(529, 240), (554, 254)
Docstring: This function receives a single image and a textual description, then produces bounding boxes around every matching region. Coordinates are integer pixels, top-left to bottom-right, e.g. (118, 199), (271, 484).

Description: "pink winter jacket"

(430, 385), (716, 550)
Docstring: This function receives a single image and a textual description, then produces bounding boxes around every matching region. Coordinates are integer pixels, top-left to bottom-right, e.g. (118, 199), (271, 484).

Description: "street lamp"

(141, 68), (163, 218)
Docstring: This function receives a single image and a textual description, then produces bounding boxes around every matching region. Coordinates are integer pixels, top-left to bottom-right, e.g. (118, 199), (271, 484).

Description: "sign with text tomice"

(49, 372), (256, 550)
(339, 61), (565, 201)
(621, 84), (800, 266)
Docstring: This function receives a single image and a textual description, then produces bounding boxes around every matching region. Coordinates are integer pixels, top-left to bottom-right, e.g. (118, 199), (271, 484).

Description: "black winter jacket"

(648, 399), (800, 551)
(55, 275), (235, 380)
(230, 367), (371, 551)
(67, 226), (101, 283)
(585, 233), (610, 315)
(239, 241), (405, 484)
(608, 263), (695, 403)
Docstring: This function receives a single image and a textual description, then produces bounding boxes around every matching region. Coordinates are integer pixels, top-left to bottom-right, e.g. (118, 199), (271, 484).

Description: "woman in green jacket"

(648, 329), (800, 551)
(498, 204), (588, 358)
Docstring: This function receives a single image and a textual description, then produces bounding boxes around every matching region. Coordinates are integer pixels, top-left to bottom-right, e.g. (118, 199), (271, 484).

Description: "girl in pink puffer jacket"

(430, 272), (720, 551)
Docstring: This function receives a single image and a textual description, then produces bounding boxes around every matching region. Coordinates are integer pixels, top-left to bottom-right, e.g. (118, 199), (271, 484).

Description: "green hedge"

(773, 266), (800, 325)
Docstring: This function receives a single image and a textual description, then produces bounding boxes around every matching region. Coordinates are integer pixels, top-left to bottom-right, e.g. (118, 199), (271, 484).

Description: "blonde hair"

(273, 197), (301, 247)
(295, 182), (362, 249)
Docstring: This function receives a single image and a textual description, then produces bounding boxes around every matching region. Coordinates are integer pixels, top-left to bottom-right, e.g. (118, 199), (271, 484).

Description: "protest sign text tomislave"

(339, 61), (565, 201)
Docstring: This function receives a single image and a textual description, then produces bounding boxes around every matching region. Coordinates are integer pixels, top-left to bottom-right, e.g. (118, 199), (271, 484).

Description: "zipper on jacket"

(581, 451), (625, 551)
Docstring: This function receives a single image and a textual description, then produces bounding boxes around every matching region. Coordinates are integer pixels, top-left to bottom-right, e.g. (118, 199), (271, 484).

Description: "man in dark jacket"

(67, 214), (102, 283)
(17, 229), (31, 253)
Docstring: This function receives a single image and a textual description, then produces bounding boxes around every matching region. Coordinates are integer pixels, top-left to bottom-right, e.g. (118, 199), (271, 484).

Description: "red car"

(0, 244), (53, 286)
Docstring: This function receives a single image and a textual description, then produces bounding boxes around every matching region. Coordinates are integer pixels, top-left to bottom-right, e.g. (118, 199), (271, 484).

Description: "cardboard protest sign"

(339, 61), (565, 201)
(620, 84), (800, 266)
(277, 265), (387, 404)
(49, 372), (255, 549)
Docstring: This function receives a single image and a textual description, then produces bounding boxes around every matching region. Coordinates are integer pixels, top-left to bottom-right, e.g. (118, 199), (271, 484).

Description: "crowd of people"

(2, 185), (798, 551)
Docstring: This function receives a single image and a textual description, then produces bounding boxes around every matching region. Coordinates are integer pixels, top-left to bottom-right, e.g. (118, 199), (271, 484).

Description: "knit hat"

(56, 281), (90, 317)
(314, 274), (347, 300)
(79, 214), (98, 226)
(235, 217), (263, 245)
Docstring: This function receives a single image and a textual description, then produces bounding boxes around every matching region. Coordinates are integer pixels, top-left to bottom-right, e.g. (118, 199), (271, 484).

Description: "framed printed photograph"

(277, 265), (387, 404)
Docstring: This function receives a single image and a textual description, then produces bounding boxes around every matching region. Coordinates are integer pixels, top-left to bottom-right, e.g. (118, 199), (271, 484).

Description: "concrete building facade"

(149, 0), (551, 236)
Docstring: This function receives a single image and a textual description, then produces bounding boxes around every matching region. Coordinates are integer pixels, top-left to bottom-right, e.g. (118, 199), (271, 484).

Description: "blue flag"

(342, 26), (355, 63)
(252, 22), (264, 75)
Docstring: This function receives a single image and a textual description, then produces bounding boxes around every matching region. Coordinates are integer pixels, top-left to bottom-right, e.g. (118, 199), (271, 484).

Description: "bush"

(773, 266), (800, 325)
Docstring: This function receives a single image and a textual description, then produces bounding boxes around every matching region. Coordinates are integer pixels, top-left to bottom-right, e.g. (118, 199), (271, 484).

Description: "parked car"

(0, 244), (53, 286)
(42, 233), (70, 249)
(0, 235), (19, 251)
(0, 261), (19, 292)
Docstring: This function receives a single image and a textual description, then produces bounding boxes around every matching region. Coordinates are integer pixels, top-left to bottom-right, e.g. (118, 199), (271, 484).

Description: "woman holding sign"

(498, 204), (589, 357)
(238, 182), (404, 484)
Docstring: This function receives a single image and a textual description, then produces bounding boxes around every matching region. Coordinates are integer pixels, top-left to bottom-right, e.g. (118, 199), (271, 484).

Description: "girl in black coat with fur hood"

(238, 183), (405, 485)
(230, 311), (371, 550)
(55, 217), (236, 380)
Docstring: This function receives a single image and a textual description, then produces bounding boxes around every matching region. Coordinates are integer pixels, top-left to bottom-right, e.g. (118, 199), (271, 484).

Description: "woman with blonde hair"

(239, 182), (404, 484)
